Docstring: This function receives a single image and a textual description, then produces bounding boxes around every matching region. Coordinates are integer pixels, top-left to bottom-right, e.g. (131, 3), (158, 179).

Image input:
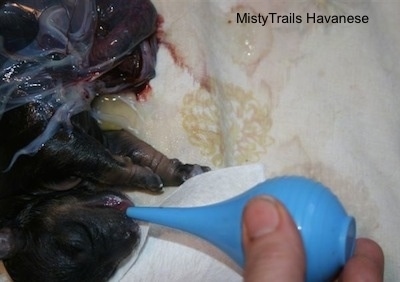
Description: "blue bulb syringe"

(126, 176), (356, 282)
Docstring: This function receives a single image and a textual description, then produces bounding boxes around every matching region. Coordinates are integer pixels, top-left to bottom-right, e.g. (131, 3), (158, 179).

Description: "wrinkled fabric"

(98, 1), (399, 281)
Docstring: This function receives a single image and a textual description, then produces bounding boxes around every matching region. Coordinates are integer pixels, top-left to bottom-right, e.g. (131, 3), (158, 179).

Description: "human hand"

(242, 197), (384, 281)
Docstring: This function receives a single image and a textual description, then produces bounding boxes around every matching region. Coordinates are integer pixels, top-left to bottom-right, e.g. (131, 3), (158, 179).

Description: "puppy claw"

(181, 164), (211, 181)
(129, 166), (164, 192)
(162, 162), (211, 186)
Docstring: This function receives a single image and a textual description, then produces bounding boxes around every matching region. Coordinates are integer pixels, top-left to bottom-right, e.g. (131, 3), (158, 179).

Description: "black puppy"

(0, 110), (209, 282)
(0, 89), (210, 282)
(0, 0), (210, 281)
(0, 186), (140, 282)
(0, 0), (209, 198)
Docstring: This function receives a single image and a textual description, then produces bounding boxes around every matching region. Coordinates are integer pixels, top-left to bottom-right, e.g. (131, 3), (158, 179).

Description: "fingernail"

(246, 196), (280, 239)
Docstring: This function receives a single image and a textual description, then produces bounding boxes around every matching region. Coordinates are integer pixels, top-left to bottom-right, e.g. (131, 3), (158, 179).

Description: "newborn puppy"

(0, 1), (210, 280)
(0, 186), (140, 282)
(0, 0), (210, 198)
(0, 111), (209, 281)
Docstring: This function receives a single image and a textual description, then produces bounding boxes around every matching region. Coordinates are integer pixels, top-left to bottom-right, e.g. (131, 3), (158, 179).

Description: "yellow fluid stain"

(224, 5), (273, 67)
(181, 79), (273, 167)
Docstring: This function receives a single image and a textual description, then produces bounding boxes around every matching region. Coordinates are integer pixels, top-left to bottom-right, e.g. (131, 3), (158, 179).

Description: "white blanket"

(101, 1), (399, 280)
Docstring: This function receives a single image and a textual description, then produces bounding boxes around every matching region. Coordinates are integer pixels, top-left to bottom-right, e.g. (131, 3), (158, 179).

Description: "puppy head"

(0, 188), (140, 282)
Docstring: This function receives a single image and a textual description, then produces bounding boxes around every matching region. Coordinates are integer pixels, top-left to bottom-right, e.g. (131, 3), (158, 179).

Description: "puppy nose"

(123, 230), (133, 240)
(114, 221), (140, 242)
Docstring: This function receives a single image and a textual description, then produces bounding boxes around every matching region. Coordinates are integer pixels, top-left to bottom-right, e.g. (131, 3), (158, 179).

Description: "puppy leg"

(104, 130), (211, 187)
(34, 129), (164, 192)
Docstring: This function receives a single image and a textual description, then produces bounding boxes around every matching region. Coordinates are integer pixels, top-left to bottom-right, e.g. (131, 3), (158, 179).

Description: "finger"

(339, 238), (384, 282)
(242, 197), (305, 282)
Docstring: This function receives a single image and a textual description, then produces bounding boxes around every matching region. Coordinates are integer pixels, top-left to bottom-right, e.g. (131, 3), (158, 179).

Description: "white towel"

(116, 164), (265, 282)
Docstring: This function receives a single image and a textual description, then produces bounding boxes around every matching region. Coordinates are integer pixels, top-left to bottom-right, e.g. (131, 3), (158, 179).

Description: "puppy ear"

(0, 228), (24, 259)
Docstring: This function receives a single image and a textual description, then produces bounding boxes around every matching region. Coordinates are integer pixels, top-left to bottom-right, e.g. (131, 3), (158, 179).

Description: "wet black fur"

(0, 187), (140, 282)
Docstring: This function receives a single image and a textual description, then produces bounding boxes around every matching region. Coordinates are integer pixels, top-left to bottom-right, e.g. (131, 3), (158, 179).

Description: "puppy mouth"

(86, 192), (134, 212)
(102, 194), (133, 211)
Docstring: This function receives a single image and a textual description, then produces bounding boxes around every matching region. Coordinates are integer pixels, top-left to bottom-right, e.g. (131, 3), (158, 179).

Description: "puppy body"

(0, 90), (209, 282)
(0, 108), (209, 282)
(0, 1), (210, 281)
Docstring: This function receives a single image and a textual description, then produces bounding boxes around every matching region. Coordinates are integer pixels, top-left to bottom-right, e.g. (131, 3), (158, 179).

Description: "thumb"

(242, 197), (305, 282)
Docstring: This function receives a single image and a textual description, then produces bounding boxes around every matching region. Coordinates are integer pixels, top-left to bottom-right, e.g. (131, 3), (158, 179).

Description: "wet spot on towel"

(300, 0), (370, 16)
(157, 2), (274, 89)
(181, 78), (273, 167)
(224, 5), (273, 70)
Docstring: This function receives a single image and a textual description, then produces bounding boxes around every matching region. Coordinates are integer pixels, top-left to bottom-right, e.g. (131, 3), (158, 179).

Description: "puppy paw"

(108, 157), (164, 192)
(177, 163), (211, 182)
(162, 159), (211, 186)
(129, 166), (164, 193)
